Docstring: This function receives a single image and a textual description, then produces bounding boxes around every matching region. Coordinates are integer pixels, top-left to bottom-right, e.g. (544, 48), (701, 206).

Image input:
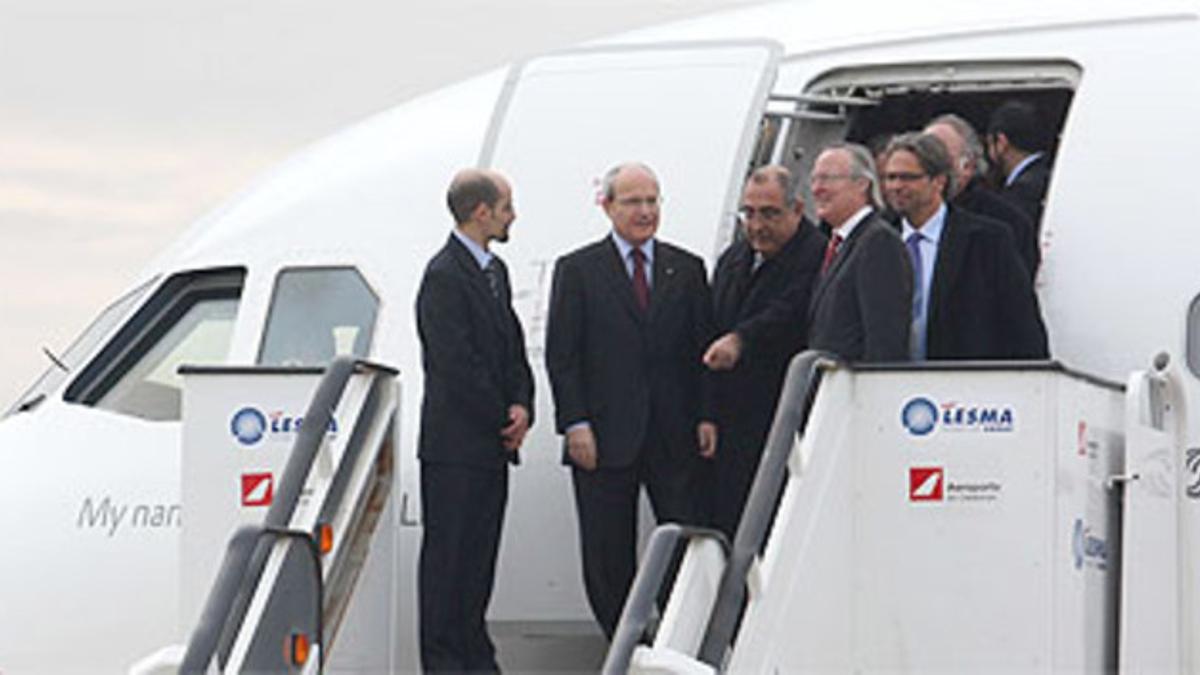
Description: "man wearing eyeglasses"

(545, 162), (716, 639)
(701, 165), (826, 538)
(807, 143), (912, 362)
(882, 132), (1048, 361)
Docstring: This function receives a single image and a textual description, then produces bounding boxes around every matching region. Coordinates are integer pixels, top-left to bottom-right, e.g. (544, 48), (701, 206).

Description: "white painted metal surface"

(673, 366), (1126, 673)
(178, 367), (398, 672)
(654, 538), (727, 657)
(1119, 364), (1186, 672)
(180, 371), (322, 628)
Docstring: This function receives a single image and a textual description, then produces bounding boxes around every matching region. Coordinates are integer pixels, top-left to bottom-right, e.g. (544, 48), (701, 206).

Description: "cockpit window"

(63, 268), (245, 421)
(257, 267), (378, 367)
(5, 277), (158, 417)
(97, 297), (238, 420)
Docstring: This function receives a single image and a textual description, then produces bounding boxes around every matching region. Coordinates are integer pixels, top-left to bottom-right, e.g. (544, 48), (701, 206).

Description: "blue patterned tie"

(906, 231), (926, 360)
(483, 258), (502, 301)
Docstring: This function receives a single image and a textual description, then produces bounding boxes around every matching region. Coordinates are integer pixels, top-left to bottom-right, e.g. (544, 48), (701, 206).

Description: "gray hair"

(886, 132), (955, 198)
(601, 162), (659, 202)
(928, 113), (987, 177)
(746, 164), (801, 206)
(822, 142), (882, 208)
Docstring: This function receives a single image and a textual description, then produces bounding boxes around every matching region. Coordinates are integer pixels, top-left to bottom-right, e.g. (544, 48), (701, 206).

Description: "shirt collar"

(452, 228), (493, 270)
(1005, 151), (1044, 187)
(901, 202), (947, 245)
(611, 230), (655, 264)
(832, 205), (874, 240)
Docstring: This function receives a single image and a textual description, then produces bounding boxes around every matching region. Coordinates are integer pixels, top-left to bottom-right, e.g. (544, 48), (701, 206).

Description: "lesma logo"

(909, 467), (944, 502)
(241, 472), (274, 507)
(900, 396), (1015, 436)
(230, 406), (339, 447)
(231, 407), (267, 446)
(901, 397), (938, 436)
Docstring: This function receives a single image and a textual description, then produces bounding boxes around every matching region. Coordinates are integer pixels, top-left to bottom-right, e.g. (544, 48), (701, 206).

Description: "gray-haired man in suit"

(807, 143), (912, 362)
(545, 162), (716, 638)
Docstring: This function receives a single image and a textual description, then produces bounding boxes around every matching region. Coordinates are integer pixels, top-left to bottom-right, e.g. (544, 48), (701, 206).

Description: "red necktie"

(630, 248), (650, 311)
(821, 233), (843, 274)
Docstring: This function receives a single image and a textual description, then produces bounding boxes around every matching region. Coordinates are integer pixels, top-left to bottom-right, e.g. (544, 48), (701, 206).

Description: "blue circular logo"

(231, 407), (267, 446)
(901, 397), (938, 436)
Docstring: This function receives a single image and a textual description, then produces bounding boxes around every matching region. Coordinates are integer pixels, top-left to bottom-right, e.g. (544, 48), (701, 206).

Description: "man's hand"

(703, 332), (743, 371)
(500, 405), (531, 452)
(697, 421), (718, 459)
(566, 425), (598, 471)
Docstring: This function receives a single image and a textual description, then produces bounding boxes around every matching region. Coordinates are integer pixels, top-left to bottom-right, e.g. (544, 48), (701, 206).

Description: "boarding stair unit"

(133, 357), (401, 674)
(604, 352), (1200, 673)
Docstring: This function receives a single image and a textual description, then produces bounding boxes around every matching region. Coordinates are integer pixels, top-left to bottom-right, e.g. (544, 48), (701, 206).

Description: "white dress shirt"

(610, 231), (654, 287)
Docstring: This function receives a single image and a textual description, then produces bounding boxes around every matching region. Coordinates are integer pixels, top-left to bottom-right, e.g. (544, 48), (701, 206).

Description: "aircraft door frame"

(473, 39), (782, 620)
(479, 39), (784, 264)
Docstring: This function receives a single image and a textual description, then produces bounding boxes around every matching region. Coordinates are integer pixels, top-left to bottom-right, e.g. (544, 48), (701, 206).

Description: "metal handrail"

(315, 374), (387, 533)
(696, 350), (834, 667)
(179, 526), (324, 673)
(179, 356), (394, 672)
(602, 524), (731, 675)
(180, 527), (261, 674)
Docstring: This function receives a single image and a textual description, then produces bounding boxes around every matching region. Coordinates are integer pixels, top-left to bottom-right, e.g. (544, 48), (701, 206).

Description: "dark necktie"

(483, 258), (502, 301)
(821, 233), (843, 275)
(906, 231), (926, 359)
(630, 248), (650, 311)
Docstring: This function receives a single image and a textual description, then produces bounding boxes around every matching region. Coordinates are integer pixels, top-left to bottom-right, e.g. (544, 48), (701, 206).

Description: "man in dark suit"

(702, 165), (826, 538)
(883, 133), (1049, 360)
(545, 162), (716, 639)
(807, 143), (912, 362)
(925, 113), (1039, 279)
(416, 168), (534, 672)
(987, 100), (1052, 227)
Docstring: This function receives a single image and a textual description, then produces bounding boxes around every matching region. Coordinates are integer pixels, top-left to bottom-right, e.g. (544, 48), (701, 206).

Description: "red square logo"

(241, 472), (274, 507)
(909, 467), (944, 502)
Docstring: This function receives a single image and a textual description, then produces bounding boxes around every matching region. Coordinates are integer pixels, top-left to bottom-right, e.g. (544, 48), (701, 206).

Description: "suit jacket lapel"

(810, 214), (871, 315)
(599, 237), (646, 324)
(744, 230), (800, 315)
(448, 235), (508, 334)
(928, 207), (968, 324)
(727, 243), (754, 320)
(648, 242), (676, 322)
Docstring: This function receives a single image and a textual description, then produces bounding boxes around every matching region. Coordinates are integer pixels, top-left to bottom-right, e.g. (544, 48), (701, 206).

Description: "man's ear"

(791, 199), (806, 217)
(992, 132), (1010, 156)
(470, 201), (491, 223)
(933, 173), (949, 197)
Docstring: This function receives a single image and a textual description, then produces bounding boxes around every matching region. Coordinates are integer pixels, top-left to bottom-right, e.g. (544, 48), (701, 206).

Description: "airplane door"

(475, 40), (781, 622)
(480, 39), (783, 270)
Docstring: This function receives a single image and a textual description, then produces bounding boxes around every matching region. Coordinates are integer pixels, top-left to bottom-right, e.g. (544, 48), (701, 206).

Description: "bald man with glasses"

(701, 165), (826, 538)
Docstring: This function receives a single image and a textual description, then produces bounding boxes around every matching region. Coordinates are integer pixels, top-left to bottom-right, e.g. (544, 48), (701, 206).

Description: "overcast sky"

(0, 0), (765, 407)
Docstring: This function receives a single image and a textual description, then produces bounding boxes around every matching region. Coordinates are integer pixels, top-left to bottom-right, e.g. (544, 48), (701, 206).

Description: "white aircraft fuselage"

(3, 0), (1199, 671)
